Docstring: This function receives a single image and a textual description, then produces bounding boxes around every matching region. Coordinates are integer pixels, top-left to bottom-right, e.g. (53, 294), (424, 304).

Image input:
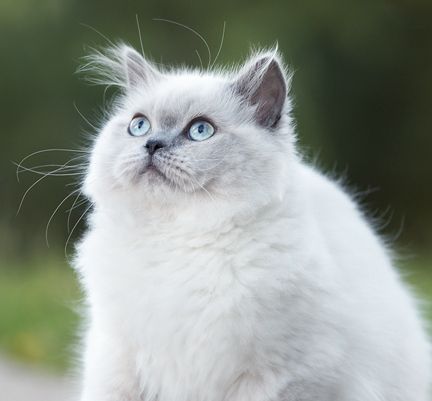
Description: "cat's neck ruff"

(90, 181), (302, 244)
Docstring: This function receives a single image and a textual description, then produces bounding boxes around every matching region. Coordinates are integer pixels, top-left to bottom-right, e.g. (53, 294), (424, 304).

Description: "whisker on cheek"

(152, 153), (210, 194)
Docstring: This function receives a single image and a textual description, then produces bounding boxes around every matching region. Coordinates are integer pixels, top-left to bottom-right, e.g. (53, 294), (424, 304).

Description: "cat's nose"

(145, 139), (166, 156)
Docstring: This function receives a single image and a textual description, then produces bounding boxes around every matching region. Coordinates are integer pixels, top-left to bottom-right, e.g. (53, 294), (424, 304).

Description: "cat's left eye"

(188, 120), (215, 141)
(128, 115), (151, 137)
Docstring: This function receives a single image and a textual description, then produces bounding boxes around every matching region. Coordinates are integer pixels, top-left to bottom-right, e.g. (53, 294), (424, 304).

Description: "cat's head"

(83, 44), (296, 216)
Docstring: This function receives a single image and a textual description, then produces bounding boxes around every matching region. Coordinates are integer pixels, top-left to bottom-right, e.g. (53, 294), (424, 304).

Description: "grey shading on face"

(159, 114), (178, 130)
(90, 45), (290, 203)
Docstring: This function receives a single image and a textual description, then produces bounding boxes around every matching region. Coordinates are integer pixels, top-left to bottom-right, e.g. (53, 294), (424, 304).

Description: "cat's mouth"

(138, 158), (196, 193)
(139, 159), (184, 190)
(133, 154), (204, 194)
(140, 161), (166, 180)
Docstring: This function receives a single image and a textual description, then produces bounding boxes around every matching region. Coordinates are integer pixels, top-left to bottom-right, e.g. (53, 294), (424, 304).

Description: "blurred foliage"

(1, 0), (431, 258)
(0, 257), (80, 371)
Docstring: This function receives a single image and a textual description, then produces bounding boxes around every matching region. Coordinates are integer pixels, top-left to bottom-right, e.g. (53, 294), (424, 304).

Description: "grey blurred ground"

(0, 357), (76, 401)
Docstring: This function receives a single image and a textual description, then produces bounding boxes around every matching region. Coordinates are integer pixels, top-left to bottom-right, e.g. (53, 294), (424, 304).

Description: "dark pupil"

(138, 120), (143, 129)
(198, 124), (204, 133)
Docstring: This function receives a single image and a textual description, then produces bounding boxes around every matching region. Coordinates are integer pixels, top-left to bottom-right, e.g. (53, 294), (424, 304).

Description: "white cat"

(75, 44), (431, 401)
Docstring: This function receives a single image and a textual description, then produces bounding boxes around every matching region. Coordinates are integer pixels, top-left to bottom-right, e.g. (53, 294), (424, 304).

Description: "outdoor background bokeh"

(0, 0), (431, 371)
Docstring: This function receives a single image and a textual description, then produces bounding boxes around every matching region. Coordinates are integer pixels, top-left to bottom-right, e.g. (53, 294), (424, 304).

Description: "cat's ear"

(121, 45), (161, 88)
(233, 49), (288, 129)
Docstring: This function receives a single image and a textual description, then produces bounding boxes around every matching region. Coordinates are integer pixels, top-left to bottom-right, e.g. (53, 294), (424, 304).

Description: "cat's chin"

(139, 164), (167, 181)
(134, 170), (172, 194)
(135, 164), (202, 195)
(134, 166), (190, 195)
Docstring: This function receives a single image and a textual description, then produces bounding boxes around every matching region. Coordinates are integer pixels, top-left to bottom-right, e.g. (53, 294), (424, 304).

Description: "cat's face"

(84, 45), (295, 214)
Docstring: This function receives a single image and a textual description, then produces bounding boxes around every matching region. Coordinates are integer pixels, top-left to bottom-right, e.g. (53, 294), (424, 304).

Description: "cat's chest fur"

(77, 202), (339, 400)
(81, 203), (304, 335)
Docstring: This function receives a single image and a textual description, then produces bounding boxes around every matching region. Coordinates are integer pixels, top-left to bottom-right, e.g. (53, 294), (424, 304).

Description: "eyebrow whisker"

(210, 21), (226, 69)
(153, 18), (212, 68)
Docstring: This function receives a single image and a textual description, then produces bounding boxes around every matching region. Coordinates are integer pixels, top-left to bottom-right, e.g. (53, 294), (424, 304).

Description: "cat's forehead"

(127, 72), (230, 127)
(158, 72), (226, 96)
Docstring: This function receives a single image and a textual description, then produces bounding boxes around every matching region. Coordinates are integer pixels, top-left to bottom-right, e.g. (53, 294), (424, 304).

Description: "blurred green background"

(0, 0), (431, 372)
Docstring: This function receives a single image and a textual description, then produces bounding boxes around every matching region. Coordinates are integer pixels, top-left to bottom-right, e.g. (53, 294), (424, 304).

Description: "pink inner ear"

(251, 60), (286, 128)
(234, 56), (287, 129)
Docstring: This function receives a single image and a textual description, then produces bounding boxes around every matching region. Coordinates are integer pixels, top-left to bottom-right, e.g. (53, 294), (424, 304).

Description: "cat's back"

(297, 161), (391, 270)
(297, 161), (419, 305)
(297, 162), (431, 400)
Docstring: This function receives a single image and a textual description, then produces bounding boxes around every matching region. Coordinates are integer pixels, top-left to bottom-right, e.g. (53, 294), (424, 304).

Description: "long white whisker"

(115, 161), (142, 178)
(66, 198), (88, 215)
(15, 162), (86, 175)
(45, 189), (81, 247)
(135, 14), (145, 57)
(65, 202), (93, 261)
(189, 155), (226, 163)
(189, 174), (216, 203)
(22, 171), (83, 177)
(15, 165), (86, 177)
(18, 163), (86, 171)
(80, 23), (115, 47)
(153, 18), (212, 68)
(188, 155), (227, 171)
(210, 21), (226, 69)
(102, 85), (111, 106)
(73, 102), (98, 131)
(66, 195), (88, 214)
(193, 160), (225, 172)
(195, 49), (203, 70)
(16, 156), (84, 215)
(15, 148), (89, 182)
(67, 190), (85, 233)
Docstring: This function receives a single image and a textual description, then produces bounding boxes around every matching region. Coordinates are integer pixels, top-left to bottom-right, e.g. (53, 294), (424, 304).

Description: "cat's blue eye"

(188, 120), (215, 141)
(128, 115), (151, 137)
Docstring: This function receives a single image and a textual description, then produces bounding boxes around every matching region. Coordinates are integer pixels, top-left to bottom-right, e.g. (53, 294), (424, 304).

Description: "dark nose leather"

(145, 139), (166, 156)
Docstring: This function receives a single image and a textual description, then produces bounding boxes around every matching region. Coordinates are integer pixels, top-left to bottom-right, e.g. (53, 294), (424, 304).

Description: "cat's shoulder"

(295, 161), (362, 218)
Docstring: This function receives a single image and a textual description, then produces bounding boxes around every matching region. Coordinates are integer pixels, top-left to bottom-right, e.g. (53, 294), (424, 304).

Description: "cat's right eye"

(188, 120), (215, 141)
(128, 115), (151, 137)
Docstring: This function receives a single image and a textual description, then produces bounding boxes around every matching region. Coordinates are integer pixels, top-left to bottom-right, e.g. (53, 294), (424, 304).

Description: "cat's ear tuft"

(79, 44), (161, 91)
(233, 48), (288, 129)
(121, 45), (161, 88)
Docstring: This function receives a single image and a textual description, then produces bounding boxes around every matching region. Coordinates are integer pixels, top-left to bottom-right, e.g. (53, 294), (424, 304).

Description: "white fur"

(75, 45), (431, 401)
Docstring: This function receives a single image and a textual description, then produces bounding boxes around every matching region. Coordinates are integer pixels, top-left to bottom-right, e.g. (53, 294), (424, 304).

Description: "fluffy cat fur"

(75, 43), (431, 401)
